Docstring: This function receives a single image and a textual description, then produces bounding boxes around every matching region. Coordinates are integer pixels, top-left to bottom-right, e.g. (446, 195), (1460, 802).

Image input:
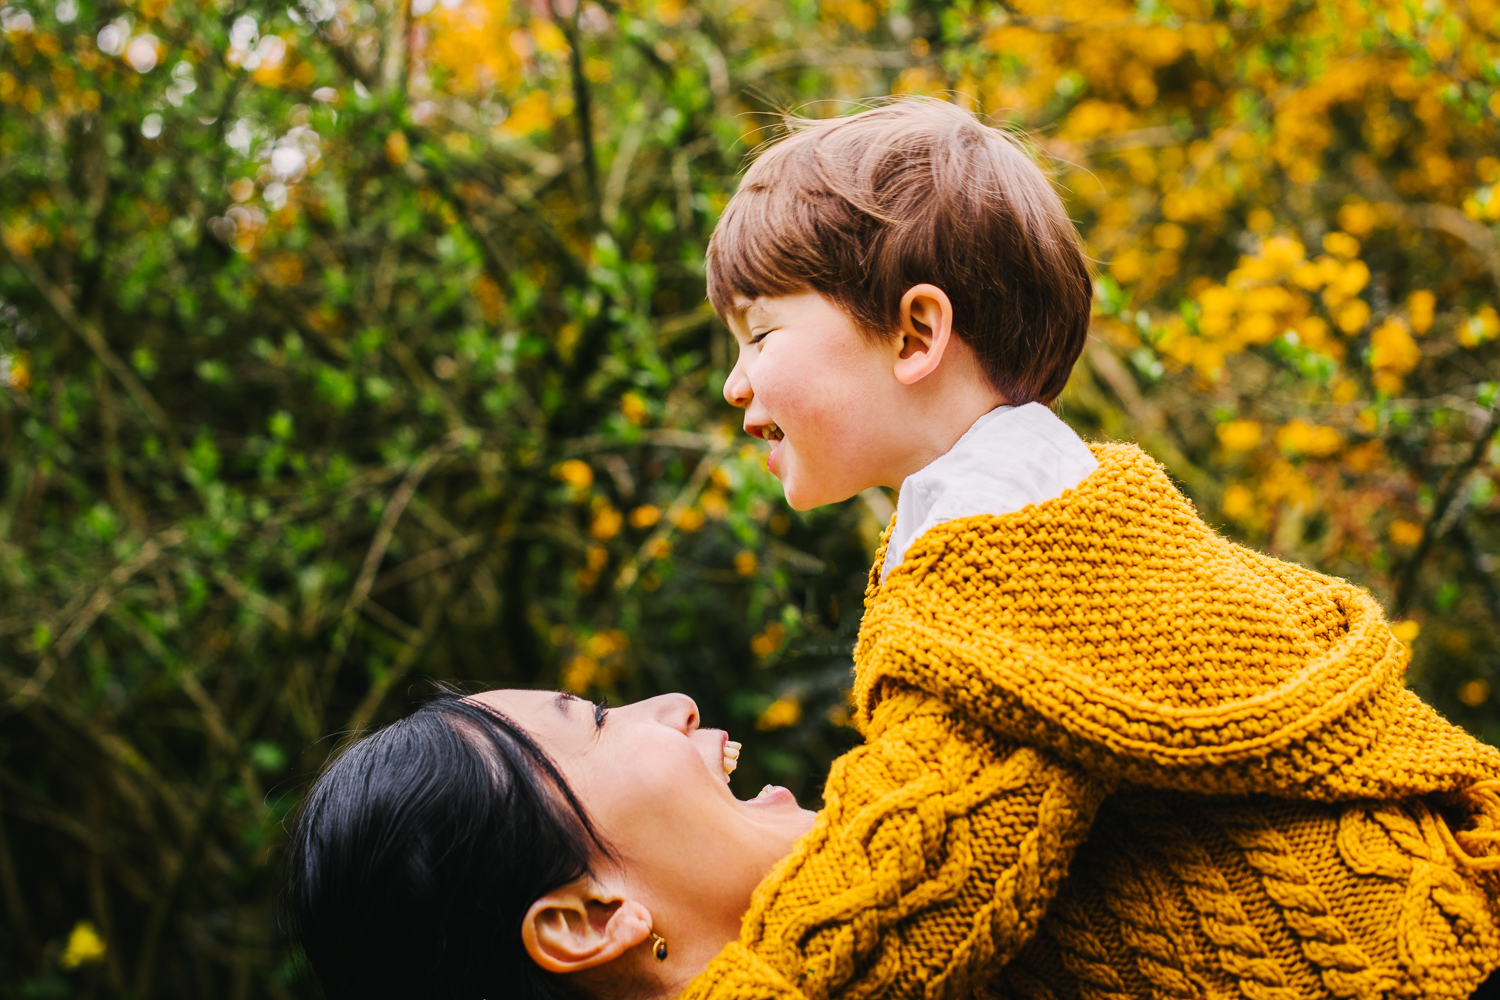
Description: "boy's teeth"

(764, 423), (783, 442)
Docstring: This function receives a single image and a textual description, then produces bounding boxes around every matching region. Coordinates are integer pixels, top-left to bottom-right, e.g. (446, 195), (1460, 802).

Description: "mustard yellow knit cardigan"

(682, 444), (1500, 1000)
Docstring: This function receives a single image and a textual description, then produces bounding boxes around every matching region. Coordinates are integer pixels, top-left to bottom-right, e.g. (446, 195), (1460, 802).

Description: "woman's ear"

(892, 284), (956, 386)
(521, 878), (654, 975)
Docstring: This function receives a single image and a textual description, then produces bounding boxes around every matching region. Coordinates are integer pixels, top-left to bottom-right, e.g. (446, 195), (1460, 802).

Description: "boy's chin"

(780, 476), (859, 512)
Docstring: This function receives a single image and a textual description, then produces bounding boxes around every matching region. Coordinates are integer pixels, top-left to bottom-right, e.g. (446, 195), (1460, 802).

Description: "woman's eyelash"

(593, 700), (609, 728)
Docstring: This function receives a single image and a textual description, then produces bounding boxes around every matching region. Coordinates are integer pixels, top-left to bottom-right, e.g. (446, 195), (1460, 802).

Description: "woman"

(284, 688), (816, 1000)
(289, 452), (1500, 1000)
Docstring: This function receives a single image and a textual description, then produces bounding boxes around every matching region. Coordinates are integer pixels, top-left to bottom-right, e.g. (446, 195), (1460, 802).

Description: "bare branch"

(1382, 201), (1500, 290)
(0, 240), (183, 462)
(322, 433), (466, 689)
(614, 445), (729, 591)
(739, 47), (912, 82)
(369, 533), (485, 596)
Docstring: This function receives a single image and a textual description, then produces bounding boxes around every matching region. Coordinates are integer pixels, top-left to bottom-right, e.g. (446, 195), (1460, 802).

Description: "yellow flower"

(1459, 679), (1490, 707)
(628, 504), (661, 529)
(1390, 619), (1421, 644)
(384, 131), (409, 166)
(587, 629), (627, 657)
(1216, 420), (1262, 452)
(734, 550), (758, 577)
(620, 392), (649, 425)
(1222, 483), (1255, 520)
(1389, 519), (1424, 547)
(750, 622), (786, 658)
(1275, 420), (1344, 458)
(1336, 202), (1379, 238)
(590, 505), (622, 540)
(1152, 222), (1186, 250)
(1329, 259), (1371, 297)
(1334, 299), (1371, 334)
(1407, 290), (1436, 334)
(1369, 318), (1421, 374)
(1458, 307), (1500, 348)
(562, 654), (597, 692)
(756, 695), (801, 730)
(553, 459), (593, 490)
(60, 921), (106, 970)
(701, 490), (729, 520)
(1260, 460), (1316, 507)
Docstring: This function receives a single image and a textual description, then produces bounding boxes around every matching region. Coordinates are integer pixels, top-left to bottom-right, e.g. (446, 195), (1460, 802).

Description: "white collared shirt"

(880, 403), (1098, 581)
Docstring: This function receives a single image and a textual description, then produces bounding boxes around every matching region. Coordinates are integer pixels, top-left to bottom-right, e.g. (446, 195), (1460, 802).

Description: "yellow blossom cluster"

(561, 628), (629, 693)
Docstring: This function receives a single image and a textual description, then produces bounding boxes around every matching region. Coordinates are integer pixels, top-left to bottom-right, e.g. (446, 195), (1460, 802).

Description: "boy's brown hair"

(706, 98), (1091, 405)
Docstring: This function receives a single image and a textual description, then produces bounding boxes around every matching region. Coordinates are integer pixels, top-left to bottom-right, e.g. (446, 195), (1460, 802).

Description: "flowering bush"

(3, 0), (1500, 993)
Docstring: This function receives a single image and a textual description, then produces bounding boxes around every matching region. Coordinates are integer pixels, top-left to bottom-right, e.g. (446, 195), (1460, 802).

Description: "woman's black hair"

(284, 691), (608, 1000)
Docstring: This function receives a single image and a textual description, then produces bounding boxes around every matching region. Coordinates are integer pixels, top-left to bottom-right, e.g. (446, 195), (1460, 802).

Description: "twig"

(553, 0), (600, 223)
(133, 776), (224, 995)
(1381, 201), (1500, 290)
(1083, 339), (1217, 499)
(1452, 524), (1500, 626)
(360, 599), (424, 645)
(602, 100), (654, 230)
(0, 784), (36, 959)
(341, 572), (455, 736)
(212, 570), (293, 633)
(672, 136), (716, 236)
(739, 47), (912, 82)
(1394, 418), (1498, 615)
(321, 436), (460, 691)
(369, 533), (484, 596)
(561, 427), (719, 457)
(51, 529), (185, 660)
(0, 240), (183, 463)
(614, 446), (728, 591)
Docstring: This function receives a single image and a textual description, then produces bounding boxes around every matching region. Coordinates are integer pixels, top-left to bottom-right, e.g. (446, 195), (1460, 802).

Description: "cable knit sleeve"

(678, 683), (1105, 1000)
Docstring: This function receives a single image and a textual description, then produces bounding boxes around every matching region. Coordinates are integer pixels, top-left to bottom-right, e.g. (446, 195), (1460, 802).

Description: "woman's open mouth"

(746, 784), (794, 806)
(722, 739), (741, 781)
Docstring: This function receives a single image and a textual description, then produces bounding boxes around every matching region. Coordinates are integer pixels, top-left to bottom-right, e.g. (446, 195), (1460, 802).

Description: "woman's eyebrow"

(553, 691), (581, 717)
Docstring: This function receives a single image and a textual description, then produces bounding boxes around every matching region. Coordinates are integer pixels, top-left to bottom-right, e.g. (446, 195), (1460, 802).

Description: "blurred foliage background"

(4, 0), (1500, 993)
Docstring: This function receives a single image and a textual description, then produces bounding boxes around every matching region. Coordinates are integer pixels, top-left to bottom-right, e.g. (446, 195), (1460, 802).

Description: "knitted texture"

(681, 444), (1500, 1000)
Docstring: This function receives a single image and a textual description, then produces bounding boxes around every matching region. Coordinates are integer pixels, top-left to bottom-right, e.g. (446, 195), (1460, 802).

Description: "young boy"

(692, 98), (1500, 1000)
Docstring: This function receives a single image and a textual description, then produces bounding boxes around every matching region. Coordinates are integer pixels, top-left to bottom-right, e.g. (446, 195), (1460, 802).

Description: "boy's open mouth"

(762, 422), (784, 443)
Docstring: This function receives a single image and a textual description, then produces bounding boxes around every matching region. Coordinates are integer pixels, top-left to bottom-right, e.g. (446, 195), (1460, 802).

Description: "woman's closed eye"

(593, 699), (609, 729)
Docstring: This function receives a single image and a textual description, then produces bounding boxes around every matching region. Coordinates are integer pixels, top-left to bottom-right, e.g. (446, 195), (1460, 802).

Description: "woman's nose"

(639, 693), (699, 734)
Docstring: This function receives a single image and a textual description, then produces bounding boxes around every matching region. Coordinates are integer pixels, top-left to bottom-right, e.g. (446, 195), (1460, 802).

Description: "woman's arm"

(681, 683), (1105, 1000)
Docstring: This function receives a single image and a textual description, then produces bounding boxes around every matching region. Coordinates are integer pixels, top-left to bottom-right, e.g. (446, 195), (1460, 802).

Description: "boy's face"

(723, 291), (908, 510)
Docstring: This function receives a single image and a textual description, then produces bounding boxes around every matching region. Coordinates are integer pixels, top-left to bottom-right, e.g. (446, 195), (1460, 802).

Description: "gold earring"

(648, 932), (668, 962)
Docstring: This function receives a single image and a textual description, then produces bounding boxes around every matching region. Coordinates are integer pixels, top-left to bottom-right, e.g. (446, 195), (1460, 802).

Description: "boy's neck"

(883, 384), (1010, 492)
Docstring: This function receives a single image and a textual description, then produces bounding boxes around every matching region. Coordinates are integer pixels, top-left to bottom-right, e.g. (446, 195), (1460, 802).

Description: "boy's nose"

(723, 364), (752, 409)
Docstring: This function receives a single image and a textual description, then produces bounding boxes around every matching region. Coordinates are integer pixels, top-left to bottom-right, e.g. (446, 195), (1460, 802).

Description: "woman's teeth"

(722, 740), (741, 780)
(756, 785), (776, 800)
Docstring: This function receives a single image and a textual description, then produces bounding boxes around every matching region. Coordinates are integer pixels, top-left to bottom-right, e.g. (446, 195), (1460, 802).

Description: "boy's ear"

(521, 877), (654, 974)
(893, 284), (956, 385)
